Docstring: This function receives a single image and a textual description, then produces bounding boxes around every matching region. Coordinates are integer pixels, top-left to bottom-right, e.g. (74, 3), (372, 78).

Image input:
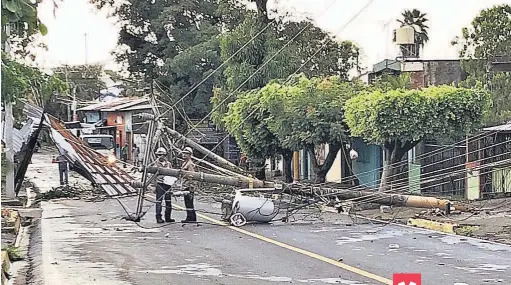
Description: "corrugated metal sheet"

(1, 113), (35, 154)
(77, 97), (149, 112)
(483, 122), (511, 132)
(13, 119), (35, 153)
(25, 103), (137, 197)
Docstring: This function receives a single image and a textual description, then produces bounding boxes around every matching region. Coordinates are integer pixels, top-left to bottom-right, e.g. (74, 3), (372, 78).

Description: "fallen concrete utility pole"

(145, 167), (275, 188)
(165, 127), (244, 174)
(145, 166), (465, 211)
(292, 186), (467, 211)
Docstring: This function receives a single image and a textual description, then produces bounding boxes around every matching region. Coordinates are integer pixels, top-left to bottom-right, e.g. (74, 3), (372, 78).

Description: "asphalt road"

(26, 152), (511, 285)
(36, 196), (511, 285)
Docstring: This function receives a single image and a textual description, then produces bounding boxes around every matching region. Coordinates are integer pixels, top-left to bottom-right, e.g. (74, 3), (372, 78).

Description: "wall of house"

(404, 60), (465, 88)
(326, 144), (343, 183)
(351, 138), (382, 189)
(106, 112), (126, 152)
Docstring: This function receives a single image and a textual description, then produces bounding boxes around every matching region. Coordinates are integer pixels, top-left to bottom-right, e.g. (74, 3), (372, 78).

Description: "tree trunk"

(253, 0), (270, 22)
(4, 101), (15, 198)
(379, 140), (420, 192)
(307, 143), (342, 184)
(250, 158), (266, 180)
(282, 151), (293, 183)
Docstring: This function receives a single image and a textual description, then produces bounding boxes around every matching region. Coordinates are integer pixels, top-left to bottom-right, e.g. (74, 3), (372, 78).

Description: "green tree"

(223, 88), (293, 181)
(452, 4), (511, 125)
(373, 73), (412, 91)
(395, 9), (429, 58)
(344, 85), (490, 191)
(212, 13), (359, 127)
(258, 75), (366, 183)
(53, 65), (106, 100)
(90, 0), (246, 120)
(2, 54), (68, 119)
(210, 6), (358, 181)
(1, 0), (51, 56)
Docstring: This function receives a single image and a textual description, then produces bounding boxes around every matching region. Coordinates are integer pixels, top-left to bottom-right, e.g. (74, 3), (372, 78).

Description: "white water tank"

(231, 190), (277, 223)
(395, 26), (415, 45)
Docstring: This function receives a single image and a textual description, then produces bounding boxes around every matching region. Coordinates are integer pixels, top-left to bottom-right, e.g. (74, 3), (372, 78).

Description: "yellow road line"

(160, 199), (392, 285)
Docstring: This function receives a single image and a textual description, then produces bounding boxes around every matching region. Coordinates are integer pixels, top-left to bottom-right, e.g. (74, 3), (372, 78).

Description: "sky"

(34, 0), (511, 73)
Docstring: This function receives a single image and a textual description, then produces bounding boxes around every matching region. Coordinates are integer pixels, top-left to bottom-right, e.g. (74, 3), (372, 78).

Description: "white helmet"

(155, 147), (167, 155)
(182, 147), (193, 155)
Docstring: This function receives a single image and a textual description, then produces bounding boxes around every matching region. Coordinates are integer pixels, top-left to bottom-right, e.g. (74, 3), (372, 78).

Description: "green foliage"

(223, 89), (285, 161)
(90, 0), (246, 120)
(452, 4), (511, 125)
(223, 74), (364, 182)
(2, 53), (68, 119)
(397, 9), (429, 47)
(261, 75), (365, 150)
(2, 245), (22, 261)
(1, 0), (51, 52)
(344, 85), (491, 147)
(212, 13), (360, 127)
(373, 73), (412, 91)
(52, 65), (106, 101)
(453, 4), (511, 60)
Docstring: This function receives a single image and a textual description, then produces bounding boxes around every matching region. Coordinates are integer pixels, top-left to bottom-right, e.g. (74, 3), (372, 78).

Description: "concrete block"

(407, 218), (458, 234)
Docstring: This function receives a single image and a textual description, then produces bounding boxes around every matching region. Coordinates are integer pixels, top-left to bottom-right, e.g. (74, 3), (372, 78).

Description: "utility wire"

(158, 0), (343, 131)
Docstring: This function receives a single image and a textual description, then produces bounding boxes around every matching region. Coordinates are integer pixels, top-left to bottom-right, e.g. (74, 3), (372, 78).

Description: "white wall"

(326, 144), (343, 183)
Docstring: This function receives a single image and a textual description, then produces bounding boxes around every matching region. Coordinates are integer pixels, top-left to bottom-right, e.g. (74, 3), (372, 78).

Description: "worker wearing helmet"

(153, 147), (174, 224)
(180, 146), (197, 222)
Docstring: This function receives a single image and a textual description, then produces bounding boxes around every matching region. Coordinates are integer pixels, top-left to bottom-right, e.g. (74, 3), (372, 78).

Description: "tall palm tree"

(396, 9), (429, 57)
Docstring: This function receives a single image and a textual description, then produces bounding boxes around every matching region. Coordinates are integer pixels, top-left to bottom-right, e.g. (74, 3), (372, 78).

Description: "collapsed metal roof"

(1, 110), (37, 154)
(25, 103), (138, 197)
(77, 97), (150, 112)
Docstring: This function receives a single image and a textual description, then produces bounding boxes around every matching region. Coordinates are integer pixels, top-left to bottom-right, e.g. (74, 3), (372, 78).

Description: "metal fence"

(420, 142), (466, 197)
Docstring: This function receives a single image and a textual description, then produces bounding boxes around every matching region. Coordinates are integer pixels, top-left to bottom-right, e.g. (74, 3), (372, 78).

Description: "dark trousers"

(156, 183), (172, 220)
(183, 188), (196, 221)
(59, 168), (68, 185)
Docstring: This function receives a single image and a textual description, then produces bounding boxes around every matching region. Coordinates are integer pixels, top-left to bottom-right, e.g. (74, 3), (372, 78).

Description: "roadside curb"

(406, 218), (457, 234)
(322, 206), (511, 248)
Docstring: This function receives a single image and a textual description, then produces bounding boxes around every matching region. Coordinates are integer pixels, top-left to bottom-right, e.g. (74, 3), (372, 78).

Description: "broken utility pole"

(145, 165), (466, 211)
(145, 167), (275, 189)
(165, 127), (245, 175)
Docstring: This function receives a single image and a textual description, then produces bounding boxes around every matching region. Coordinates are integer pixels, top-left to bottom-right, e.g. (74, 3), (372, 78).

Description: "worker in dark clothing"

(121, 143), (128, 168)
(54, 152), (69, 185)
(180, 147), (197, 223)
(152, 147), (174, 224)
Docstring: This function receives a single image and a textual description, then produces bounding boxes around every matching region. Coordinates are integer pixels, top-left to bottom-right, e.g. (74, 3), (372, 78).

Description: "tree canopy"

(452, 4), (511, 125)
(2, 53), (68, 122)
(90, 0), (246, 120)
(222, 74), (365, 182)
(1, 0), (48, 49)
(211, 11), (359, 128)
(395, 9), (429, 58)
(345, 85), (491, 190)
